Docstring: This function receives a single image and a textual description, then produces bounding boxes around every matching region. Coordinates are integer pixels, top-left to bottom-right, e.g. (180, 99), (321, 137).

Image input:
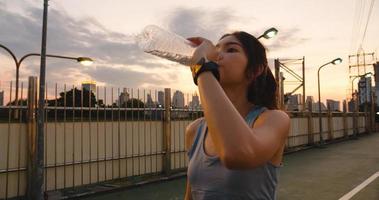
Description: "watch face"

(192, 64), (202, 74)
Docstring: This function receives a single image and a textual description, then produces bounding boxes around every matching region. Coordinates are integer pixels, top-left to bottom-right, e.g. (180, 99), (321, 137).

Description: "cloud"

(165, 7), (236, 42)
(266, 27), (310, 51)
(164, 7), (310, 52)
(0, 1), (309, 99)
(82, 65), (172, 88)
(0, 1), (178, 89)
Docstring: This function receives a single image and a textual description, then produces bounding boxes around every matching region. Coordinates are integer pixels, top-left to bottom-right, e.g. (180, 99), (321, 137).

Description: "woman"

(184, 31), (290, 200)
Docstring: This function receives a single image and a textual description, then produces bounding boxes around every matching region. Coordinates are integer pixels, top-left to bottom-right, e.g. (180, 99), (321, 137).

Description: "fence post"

(306, 101), (314, 145)
(343, 108), (348, 138)
(163, 88), (171, 175)
(307, 112), (314, 145)
(26, 76), (38, 200)
(365, 103), (371, 134)
(371, 92), (376, 132)
(353, 104), (358, 138)
(327, 109), (333, 140)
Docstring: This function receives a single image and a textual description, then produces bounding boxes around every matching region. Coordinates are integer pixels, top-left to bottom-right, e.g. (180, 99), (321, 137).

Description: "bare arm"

(184, 180), (192, 200)
(197, 72), (290, 169)
(184, 118), (202, 200)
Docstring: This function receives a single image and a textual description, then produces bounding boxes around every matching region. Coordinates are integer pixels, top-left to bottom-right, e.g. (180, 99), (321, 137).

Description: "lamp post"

(34, 1), (93, 199)
(317, 58), (342, 146)
(32, 1), (49, 199)
(0, 45), (93, 110)
(257, 27), (278, 39)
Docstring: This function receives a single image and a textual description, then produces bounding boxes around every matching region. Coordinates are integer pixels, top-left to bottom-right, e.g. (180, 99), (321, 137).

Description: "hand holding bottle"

(187, 37), (218, 65)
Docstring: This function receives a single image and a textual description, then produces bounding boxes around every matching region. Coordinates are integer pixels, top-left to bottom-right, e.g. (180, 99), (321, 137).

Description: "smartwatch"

(191, 57), (220, 85)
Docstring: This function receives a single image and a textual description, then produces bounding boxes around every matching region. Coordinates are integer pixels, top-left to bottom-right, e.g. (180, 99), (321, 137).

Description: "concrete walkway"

(80, 133), (379, 200)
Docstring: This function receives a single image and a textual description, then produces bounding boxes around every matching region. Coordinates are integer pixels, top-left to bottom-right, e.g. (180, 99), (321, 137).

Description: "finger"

(186, 38), (202, 46)
(186, 40), (199, 47)
(187, 37), (207, 46)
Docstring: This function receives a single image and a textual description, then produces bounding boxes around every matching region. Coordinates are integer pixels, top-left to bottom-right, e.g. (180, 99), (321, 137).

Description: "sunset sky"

(1, 0), (378, 104)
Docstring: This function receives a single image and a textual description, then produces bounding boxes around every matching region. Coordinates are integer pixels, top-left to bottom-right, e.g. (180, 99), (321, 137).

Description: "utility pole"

(31, 0), (49, 199)
(274, 57), (305, 111)
(349, 50), (375, 135)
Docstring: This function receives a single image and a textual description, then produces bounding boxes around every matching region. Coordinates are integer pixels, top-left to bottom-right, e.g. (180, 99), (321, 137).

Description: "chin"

(219, 80), (234, 89)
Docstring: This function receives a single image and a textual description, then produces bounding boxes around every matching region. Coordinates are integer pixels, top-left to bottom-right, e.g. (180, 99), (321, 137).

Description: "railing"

(285, 112), (367, 149)
(0, 78), (370, 199)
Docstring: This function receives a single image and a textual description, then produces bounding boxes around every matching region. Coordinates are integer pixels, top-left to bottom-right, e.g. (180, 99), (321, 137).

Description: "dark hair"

(220, 31), (278, 109)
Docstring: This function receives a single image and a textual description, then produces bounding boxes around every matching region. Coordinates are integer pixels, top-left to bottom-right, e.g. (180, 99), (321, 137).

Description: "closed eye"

(226, 48), (238, 53)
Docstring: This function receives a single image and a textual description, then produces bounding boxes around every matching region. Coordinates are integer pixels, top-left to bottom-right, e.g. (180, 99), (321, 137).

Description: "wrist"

(196, 71), (213, 83)
(192, 58), (220, 85)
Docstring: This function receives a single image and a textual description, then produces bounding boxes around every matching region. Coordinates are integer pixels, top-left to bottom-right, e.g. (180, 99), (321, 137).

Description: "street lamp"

(0, 44), (93, 108)
(257, 27), (278, 39)
(1, 42), (93, 200)
(317, 57), (342, 146)
(77, 57), (94, 66)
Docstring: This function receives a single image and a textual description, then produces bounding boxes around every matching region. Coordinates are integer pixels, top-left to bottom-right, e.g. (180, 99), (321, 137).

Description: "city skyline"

(285, 93), (342, 112)
(0, 0), (378, 106)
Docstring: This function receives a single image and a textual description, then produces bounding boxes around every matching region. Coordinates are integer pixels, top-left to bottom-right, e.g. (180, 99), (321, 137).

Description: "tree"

(51, 88), (97, 107)
(121, 98), (145, 120)
(6, 99), (28, 106)
(124, 98), (145, 108)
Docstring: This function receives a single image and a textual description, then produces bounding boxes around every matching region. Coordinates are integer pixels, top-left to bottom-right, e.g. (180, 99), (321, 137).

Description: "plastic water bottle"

(136, 25), (196, 66)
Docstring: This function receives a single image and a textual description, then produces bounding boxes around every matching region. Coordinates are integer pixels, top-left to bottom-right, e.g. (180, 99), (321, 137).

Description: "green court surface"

(80, 133), (379, 200)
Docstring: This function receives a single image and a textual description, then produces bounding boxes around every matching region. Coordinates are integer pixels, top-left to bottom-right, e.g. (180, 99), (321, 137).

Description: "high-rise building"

(146, 93), (155, 108)
(358, 77), (372, 105)
(172, 90), (185, 108)
(119, 88), (130, 107)
(189, 93), (200, 109)
(81, 81), (96, 94)
(348, 98), (356, 112)
(373, 62), (379, 105)
(305, 96), (328, 112)
(342, 100), (347, 112)
(305, 96), (315, 111)
(326, 99), (340, 111)
(315, 101), (327, 112)
(158, 91), (165, 106)
(0, 90), (4, 106)
(286, 94), (302, 111)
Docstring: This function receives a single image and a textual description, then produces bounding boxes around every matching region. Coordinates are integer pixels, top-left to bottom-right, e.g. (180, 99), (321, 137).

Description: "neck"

(222, 85), (254, 118)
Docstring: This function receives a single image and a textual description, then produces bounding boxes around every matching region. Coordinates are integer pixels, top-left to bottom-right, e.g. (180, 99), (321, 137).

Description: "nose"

(216, 51), (223, 62)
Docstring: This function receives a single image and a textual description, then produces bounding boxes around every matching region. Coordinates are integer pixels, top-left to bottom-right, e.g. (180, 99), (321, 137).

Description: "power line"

(350, 0), (360, 53)
(360, 0), (376, 47)
(350, 0), (377, 54)
(355, 0), (366, 52)
(351, 0), (366, 53)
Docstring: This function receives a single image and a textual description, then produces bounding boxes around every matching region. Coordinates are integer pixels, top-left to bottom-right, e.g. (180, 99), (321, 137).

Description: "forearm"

(184, 191), (192, 200)
(197, 72), (258, 158)
(184, 180), (192, 200)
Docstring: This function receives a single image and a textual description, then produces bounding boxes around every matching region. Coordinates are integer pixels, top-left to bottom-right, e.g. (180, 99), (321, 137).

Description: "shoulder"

(258, 109), (290, 123)
(185, 117), (204, 151)
(254, 109), (290, 138)
(263, 109), (290, 120)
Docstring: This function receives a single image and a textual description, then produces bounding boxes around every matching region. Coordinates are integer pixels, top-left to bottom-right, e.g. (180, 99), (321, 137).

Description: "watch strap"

(193, 61), (220, 85)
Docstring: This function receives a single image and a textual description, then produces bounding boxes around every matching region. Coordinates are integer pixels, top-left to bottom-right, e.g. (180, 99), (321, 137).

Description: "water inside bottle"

(145, 50), (193, 66)
(136, 25), (195, 66)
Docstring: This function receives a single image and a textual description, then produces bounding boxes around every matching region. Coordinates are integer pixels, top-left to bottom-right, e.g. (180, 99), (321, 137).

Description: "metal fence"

(0, 77), (370, 199)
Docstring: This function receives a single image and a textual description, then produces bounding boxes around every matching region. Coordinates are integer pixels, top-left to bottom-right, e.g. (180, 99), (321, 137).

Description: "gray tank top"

(187, 106), (282, 200)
